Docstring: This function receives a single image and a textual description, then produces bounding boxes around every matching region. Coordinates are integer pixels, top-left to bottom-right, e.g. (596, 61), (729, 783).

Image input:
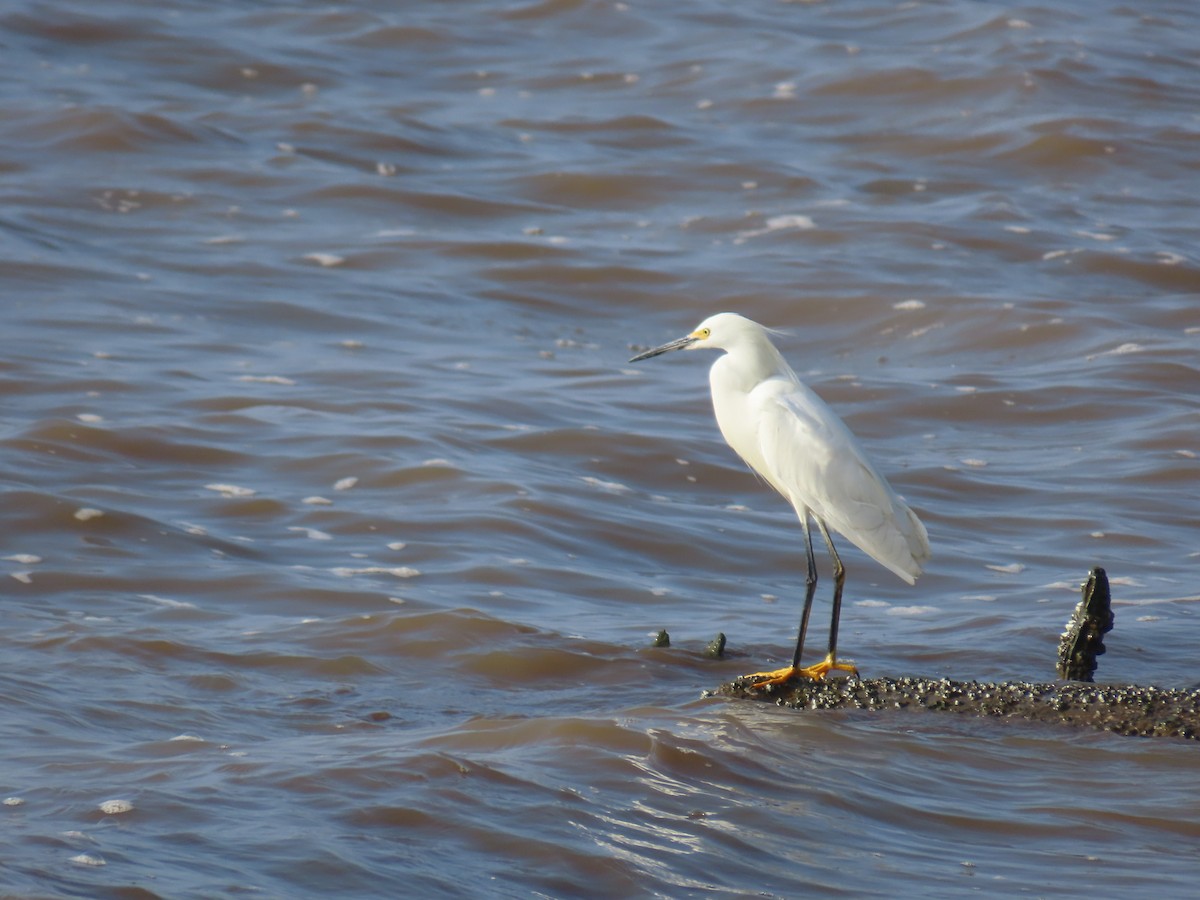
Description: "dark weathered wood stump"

(1057, 567), (1114, 682)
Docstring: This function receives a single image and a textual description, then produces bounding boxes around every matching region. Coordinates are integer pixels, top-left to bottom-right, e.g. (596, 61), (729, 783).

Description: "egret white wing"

(752, 378), (930, 584)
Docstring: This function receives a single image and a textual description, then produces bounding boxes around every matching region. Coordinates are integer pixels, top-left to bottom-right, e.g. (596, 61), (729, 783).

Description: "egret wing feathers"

(752, 379), (930, 585)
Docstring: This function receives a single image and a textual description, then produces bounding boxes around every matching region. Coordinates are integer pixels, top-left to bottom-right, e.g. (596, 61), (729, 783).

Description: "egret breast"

(708, 354), (781, 492)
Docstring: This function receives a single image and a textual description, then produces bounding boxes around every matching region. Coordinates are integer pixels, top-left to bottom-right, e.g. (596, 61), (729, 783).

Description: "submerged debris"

(718, 675), (1200, 740)
(1057, 567), (1114, 682)
(704, 632), (727, 659)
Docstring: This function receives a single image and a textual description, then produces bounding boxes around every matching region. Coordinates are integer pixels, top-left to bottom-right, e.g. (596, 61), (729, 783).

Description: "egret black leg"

(815, 518), (845, 662)
(742, 510), (845, 689)
(789, 512), (819, 670)
(800, 518), (859, 678)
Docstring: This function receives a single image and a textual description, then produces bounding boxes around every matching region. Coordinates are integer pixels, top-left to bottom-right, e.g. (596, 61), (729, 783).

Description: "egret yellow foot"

(798, 653), (858, 680)
(739, 655), (859, 689)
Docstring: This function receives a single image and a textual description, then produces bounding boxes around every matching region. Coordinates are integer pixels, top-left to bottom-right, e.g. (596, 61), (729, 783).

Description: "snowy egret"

(630, 312), (930, 687)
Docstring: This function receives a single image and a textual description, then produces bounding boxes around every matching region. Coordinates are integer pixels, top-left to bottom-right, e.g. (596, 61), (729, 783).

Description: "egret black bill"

(629, 335), (697, 362)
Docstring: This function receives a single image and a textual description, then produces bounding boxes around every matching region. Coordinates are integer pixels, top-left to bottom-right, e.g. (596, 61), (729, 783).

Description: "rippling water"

(3, 1), (1199, 896)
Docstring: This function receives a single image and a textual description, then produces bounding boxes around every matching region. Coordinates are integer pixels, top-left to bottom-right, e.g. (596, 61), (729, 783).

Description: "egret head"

(628, 312), (761, 362)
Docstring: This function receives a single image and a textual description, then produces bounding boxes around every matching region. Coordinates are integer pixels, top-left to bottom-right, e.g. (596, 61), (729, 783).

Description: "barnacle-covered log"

(717, 676), (1200, 740)
(715, 568), (1200, 740)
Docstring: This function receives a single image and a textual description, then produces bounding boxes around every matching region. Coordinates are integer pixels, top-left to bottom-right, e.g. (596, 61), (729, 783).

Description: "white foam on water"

(986, 563), (1026, 575)
(304, 252), (344, 267)
(288, 527), (333, 541)
(139, 594), (195, 609)
(331, 566), (421, 579)
(205, 484), (256, 498)
(236, 375), (296, 385)
(580, 476), (631, 494)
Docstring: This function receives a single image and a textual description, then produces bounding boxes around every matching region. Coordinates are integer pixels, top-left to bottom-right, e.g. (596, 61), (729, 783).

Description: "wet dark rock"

(653, 629), (670, 648)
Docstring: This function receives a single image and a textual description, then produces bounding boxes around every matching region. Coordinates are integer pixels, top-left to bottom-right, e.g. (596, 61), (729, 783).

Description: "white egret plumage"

(630, 312), (930, 686)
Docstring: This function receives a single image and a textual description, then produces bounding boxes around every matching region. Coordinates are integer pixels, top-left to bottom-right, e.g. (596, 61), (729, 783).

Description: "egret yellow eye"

(694, 327), (711, 339)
